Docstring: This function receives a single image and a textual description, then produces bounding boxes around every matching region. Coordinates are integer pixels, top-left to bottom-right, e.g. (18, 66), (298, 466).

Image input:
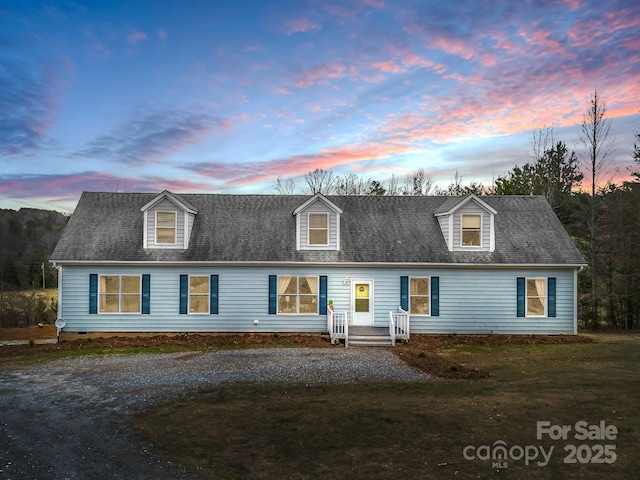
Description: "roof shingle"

(50, 192), (586, 266)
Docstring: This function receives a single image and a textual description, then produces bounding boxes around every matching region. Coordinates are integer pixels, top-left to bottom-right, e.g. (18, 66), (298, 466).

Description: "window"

(461, 214), (481, 246)
(410, 277), (430, 315)
(189, 276), (209, 313)
(278, 276), (318, 314)
(156, 211), (176, 244)
(99, 275), (141, 313)
(308, 213), (328, 245)
(527, 278), (547, 316)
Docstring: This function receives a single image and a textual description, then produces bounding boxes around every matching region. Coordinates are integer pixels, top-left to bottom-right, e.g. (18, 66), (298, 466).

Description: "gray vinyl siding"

(145, 198), (186, 248)
(436, 215), (450, 248)
(451, 203), (492, 251)
(298, 200), (339, 250)
(58, 265), (576, 335)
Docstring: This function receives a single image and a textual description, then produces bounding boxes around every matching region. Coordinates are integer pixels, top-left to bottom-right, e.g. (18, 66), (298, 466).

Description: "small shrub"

(418, 351), (426, 358)
(178, 332), (188, 340)
(28, 339), (35, 347)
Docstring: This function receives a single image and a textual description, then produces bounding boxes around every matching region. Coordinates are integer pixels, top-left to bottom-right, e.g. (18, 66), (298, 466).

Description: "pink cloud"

(282, 17), (321, 35)
(185, 143), (417, 186)
(296, 62), (346, 87)
(126, 30), (147, 44)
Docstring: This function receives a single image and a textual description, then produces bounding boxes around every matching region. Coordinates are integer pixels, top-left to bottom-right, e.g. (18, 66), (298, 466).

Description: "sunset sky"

(2, 0), (640, 212)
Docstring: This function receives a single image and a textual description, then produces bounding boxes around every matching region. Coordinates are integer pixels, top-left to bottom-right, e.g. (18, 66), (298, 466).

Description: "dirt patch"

(0, 332), (332, 358)
(392, 334), (594, 379)
(0, 324), (58, 341)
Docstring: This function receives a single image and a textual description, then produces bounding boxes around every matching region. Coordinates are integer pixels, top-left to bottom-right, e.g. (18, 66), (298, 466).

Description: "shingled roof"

(50, 192), (586, 266)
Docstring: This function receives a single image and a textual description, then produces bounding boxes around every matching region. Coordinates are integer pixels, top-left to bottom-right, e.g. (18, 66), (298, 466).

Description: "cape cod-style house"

(50, 191), (586, 345)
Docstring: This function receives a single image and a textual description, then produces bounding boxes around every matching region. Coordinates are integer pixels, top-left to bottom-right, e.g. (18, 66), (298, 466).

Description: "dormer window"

(294, 194), (342, 251)
(156, 212), (177, 244)
(461, 214), (481, 247)
(308, 213), (328, 246)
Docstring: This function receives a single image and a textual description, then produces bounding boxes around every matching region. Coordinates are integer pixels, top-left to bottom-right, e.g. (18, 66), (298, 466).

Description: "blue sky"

(2, 0), (639, 212)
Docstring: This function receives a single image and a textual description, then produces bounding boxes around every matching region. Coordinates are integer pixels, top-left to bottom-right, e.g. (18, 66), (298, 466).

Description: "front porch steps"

(347, 326), (393, 347)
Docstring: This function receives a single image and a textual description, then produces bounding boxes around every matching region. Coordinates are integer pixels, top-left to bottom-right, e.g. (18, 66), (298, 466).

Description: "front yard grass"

(132, 334), (640, 479)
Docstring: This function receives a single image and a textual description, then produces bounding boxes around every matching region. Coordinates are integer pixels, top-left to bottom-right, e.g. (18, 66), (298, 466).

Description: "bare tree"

(531, 126), (555, 165)
(397, 168), (434, 195)
(578, 89), (615, 197)
(577, 89), (615, 328)
(386, 173), (401, 195)
(272, 176), (296, 195)
(335, 173), (369, 195)
(303, 168), (337, 195)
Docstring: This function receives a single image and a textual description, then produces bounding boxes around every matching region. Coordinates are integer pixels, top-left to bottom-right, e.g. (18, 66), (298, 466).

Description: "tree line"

(274, 90), (640, 330)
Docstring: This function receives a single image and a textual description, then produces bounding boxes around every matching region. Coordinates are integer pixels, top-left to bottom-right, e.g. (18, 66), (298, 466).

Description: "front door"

(352, 280), (374, 326)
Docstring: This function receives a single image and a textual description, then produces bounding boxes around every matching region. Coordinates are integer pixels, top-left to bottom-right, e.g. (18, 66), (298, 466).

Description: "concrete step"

(348, 335), (393, 347)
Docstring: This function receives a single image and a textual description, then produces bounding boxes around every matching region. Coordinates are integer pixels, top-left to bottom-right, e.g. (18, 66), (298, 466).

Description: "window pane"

(190, 276), (209, 294)
(121, 294), (140, 313)
(121, 276), (140, 293)
(300, 277), (318, 294)
(355, 284), (369, 298)
(190, 295), (209, 313)
(278, 295), (296, 313)
(527, 297), (545, 316)
(411, 297), (430, 315)
(156, 228), (175, 244)
(157, 212), (176, 227)
(527, 279), (546, 297)
(280, 277), (297, 294)
(299, 296), (317, 313)
(410, 278), (429, 295)
(462, 231), (481, 246)
(355, 298), (369, 312)
(100, 294), (119, 312)
(309, 214), (327, 228)
(462, 215), (481, 228)
(101, 276), (119, 293)
(309, 229), (328, 244)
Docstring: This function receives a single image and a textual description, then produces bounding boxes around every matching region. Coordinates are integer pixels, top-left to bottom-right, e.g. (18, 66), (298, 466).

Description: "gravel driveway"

(0, 348), (430, 479)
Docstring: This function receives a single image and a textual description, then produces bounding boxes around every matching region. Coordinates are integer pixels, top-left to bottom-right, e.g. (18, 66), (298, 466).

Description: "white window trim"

(155, 211), (177, 245)
(188, 275), (210, 315)
(98, 275), (142, 314)
(526, 277), (548, 317)
(460, 213), (483, 248)
(409, 276), (431, 317)
(307, 212), (329, 247)
(277, 276), (319, 315)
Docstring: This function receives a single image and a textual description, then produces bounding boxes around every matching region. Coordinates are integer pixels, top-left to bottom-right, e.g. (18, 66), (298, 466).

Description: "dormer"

(141, 190), (198, 249)
(434, 194), (496, 252)
(293, 193), (342, 251)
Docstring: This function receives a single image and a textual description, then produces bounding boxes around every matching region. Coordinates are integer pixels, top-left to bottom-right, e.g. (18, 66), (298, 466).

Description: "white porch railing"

(389, 307), (410, 346)
(327, 307), (349, 347)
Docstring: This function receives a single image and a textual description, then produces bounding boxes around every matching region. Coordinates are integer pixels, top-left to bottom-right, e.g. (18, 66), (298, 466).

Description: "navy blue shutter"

(89, 274), (98, 314)
(548, 277), (556, 317)
(210, 275), (219, 314)
(179, 275), (188, 314)
(142, 274), (150, 314)
(268, 275), (277, 314)
(517, 277), (526, 317)
(431, 276), (440, 316)
(319, 276), (328, 314)
(400, 276), (409, 311)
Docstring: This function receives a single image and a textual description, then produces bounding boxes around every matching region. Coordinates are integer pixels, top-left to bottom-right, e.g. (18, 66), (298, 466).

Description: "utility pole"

(41, 263), (45, 290)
